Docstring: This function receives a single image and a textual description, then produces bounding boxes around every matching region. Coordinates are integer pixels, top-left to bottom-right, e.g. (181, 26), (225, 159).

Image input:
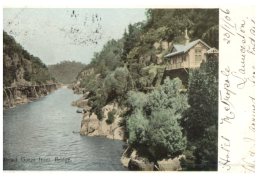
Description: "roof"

(164, 39), (211, 58)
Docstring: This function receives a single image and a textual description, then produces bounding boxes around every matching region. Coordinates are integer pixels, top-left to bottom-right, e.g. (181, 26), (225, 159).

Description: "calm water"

(3, 87), (126, 170)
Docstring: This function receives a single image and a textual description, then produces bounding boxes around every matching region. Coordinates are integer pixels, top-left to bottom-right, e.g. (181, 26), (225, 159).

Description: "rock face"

(3, 31), (57, 109)
(157, 157), (183, 171)
(120, 147), (184, 171)
(128, 158), (154, 171)
(3, 85), (58, 109)
(79, 103), (125, 141)
(121, 148), (154, 171)
(71, 99), (90, 109)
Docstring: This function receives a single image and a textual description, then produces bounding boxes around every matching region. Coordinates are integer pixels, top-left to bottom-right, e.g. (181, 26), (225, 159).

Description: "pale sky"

(3, 8), (146, 65)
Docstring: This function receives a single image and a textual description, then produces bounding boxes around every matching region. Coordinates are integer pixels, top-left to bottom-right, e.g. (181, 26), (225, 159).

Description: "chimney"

(184, 28), (190, 45)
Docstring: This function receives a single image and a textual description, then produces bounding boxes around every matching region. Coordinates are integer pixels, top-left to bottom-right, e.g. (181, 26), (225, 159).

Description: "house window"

(195, 48), (202, 64)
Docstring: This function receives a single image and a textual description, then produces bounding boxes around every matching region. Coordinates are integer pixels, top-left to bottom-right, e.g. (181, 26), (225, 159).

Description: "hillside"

(76, 9), (219, 90)
(48, 61), (86, 84)
(73, 9), (219, 171)
(3, 31), (55, 87)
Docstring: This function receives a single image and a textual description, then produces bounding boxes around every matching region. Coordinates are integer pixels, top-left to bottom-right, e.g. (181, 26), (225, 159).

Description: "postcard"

(1, 1), (256, 175)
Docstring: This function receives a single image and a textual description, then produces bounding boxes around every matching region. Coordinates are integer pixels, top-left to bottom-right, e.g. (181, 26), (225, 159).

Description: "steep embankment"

(72, 9), (219, 171)
(72, 94), (125, 141)
(48, 61), (87, 84)
(3, 31), (57, 108)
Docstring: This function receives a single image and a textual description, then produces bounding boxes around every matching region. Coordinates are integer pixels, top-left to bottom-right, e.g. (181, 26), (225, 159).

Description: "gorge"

(3, 8), (219, 171)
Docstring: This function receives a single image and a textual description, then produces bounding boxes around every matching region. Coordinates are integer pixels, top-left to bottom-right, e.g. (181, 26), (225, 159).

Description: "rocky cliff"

(72, 97), (125, 141)
(120, 147), (184, 171)
(3, 31), (55, 87)
(3, 31), (57, 108)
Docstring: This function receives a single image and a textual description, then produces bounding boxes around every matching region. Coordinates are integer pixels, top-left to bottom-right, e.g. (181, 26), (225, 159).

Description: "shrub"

(147, 110), (187, 159)
(127, 110), (149, 146)
(106, 109), (117, 124)
(104, 67), (133, 102)
(126, 91), (148, 111)
(126, 77), (188, 160)
(181, 57), (218, 170)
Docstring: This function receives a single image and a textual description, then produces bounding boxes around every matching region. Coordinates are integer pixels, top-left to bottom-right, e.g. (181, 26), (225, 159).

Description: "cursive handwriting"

(248, 96), (255, 132)
(241, 96), (255, 172)
(219, 136), (231, 171)
(247, 19), (255, 55)
(230, 17), (256, 90)
(236, 19), (246, 75)
(220, 67), (236, 124)
(231, 71), (247, 89)
(242, 137), (255, 172)
(219, 8), (255, 172)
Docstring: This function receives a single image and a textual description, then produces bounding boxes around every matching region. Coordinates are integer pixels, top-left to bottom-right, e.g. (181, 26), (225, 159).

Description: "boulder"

(121, 148), (154, 171)
(80, 113), (100, 136)
(120, 147), (184, 171)
(128, 158), (154, 171)
(79, 102), (125, 140)
(112, 127), (124, 140)
(157, 157), (182, 171)
(72, 98), (89, 108)
(120, 146), (133, 168)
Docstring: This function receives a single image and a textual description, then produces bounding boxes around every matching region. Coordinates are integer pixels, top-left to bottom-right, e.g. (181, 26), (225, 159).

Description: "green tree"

(3, 31), (54, 86)
(181, 56), (218, 170)
(127, 77), (188, 160)
(147, 110), (187, 159)
(127, 110), (149, 146)
(126, 91), (148, 111)
(145, 9), (219, 47)
(106, 109), (117, 124)
(104, 67), (133, 102)
(145, 77), (188, 116)
(48, 60), (87, 84)
(121, 23), (143, 62)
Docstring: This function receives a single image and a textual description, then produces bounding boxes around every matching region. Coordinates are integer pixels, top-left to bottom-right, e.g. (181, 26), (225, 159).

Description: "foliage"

(202, 25), (219, 49)
(48, 61), (87, 84)
(118, 9), (219, 93)
(106, 109), (117, 124)
(3, 31), (54, 86)
(89, 94), (106, 120)
(145, 77), (188, 116)
(127, 110), (149, 146)
(80, 74), (102, 93)
(126, 91), (148, 110)
(104, 67), (133, 102)
(181, 57), (218, 170)
(74, 9), (219, 170)
(147, 110), (187, 159)
(84, 67), (133, 119)
(193, 125), (218, 170)
(121, 23), (144, 62)
(91, 39), (124, 74)
(127, 77), (188, 160)
(145, 9), (219, 47)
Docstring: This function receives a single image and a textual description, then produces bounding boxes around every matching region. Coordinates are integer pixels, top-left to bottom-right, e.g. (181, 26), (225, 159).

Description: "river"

(3, 87), (126, 171)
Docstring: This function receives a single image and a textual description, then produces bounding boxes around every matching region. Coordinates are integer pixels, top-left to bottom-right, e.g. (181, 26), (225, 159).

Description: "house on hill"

(162, 29), (218, 86)
(164, 39), (210, 71)
(164, 29), (218, 71)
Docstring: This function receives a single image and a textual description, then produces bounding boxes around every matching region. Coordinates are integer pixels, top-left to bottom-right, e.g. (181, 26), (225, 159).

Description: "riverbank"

(71, 88), (187, 171)
(4, 87), (125, 170)
(120, 147), (184, 171)
(3, 83), (60, 109)
(72, 94), (125, 141)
